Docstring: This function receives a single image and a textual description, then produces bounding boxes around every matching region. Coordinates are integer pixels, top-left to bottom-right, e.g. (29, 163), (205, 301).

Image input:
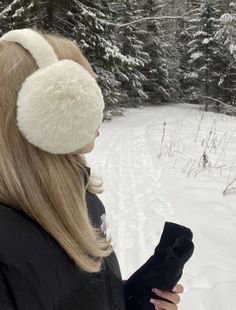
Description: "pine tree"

(0, 0), (42, 34)
(115, 0), (149, 107)
(140, 0), (181, 103)
(178, 0), (200, 102)
(215, 2), (236, 112)
(177, 26), (192, 101)
(185, 0), (224, 110)
(0, 0), (143, 111)
(62, 0), (145, 109)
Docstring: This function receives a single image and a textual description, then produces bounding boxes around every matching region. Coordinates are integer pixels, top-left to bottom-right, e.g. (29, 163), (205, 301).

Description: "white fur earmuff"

(0, 28), (105, 154)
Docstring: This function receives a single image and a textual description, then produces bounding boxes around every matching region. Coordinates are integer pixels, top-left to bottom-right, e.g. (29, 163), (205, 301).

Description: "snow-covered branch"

(0, 0), (20, 18)
(114, 9), (196, 28)
(116, 15), (186, 28)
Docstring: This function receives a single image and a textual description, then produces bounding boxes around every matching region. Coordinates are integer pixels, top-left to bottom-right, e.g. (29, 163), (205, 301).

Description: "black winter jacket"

(0, 167), (126, 310)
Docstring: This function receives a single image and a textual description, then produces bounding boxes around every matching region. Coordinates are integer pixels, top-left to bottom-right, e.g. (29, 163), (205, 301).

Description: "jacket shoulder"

(0, 203), (36, 238)
(0, 204), (51, 263)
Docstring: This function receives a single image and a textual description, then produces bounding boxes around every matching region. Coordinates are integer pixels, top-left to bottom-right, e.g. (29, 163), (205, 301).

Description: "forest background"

(1, 0), (236, 117)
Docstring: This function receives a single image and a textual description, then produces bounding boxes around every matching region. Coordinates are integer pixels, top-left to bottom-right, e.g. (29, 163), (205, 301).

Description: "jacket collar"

(83, 166), (91, 187)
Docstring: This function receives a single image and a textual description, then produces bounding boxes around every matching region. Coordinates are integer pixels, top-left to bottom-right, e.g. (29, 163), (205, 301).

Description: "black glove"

(124, 222), (194, 310)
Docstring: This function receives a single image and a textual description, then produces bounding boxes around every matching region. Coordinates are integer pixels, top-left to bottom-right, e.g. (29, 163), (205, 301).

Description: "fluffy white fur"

(17, 59), (104, 154)
(0, 29), (105, 154)
(0, 28), (58, 68)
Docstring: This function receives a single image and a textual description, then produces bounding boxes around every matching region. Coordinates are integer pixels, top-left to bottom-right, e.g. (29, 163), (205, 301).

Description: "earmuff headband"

(0, 28), (58, 68)
(0, 28), (105, 154)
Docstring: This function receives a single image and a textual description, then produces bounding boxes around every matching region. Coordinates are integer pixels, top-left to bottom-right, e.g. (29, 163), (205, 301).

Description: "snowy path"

(86, 104), (236, 310)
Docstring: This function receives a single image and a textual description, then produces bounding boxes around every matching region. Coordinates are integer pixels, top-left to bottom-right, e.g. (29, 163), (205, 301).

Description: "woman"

(0, 28), (183, 310)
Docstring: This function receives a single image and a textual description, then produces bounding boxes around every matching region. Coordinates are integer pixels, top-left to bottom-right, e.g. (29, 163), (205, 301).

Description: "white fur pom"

(17, 60), (104, 154)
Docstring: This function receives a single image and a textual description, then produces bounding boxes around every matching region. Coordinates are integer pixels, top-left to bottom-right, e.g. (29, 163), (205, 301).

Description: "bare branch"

(117, 15), (186, 28)
(114, 8), (196, 28)
(195, 112), (204, 143)
(199, 95), (236, 114)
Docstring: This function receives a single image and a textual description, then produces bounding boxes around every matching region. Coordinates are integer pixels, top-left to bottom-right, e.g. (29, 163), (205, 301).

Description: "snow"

(229, 43), (236, 54)
(202, 38), (211, 45)
(184, 72), (198, 79)
(193, 31), (208, 37)
(189, 18), (201, 23)
(220, 13), (234, 24)
(0, 0), (20, 18)
(190, 52), (203, 60)
(86, 104), (236, 310)
(81, 6), (96, 19)
(103, 40), (143, 66)
(12, 7), (24, 18)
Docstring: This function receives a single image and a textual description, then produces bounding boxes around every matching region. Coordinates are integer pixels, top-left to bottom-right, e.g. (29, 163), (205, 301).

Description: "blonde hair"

(0, 29), (112, 273)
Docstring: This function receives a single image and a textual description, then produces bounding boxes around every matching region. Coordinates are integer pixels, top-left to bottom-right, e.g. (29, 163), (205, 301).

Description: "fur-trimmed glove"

(124, 222), (194, 310)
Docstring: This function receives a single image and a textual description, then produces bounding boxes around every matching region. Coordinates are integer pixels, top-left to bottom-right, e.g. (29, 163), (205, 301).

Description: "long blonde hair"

(0, 29), (112, 273)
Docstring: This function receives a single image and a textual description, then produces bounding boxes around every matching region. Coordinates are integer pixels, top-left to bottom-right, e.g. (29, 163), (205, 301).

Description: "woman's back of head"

(0, 29), (112, 273)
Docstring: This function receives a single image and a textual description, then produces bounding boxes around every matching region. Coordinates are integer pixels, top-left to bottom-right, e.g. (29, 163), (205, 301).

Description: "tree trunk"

(222, 0), (232, 12)
(46, 0), (54, 29)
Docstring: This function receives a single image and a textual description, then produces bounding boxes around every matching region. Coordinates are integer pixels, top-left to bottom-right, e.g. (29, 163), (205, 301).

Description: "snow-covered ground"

(86, 104), (236, 310)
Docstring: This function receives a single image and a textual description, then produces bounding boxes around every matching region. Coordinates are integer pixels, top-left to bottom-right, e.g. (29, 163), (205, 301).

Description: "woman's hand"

(149, 284), (184, 310)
